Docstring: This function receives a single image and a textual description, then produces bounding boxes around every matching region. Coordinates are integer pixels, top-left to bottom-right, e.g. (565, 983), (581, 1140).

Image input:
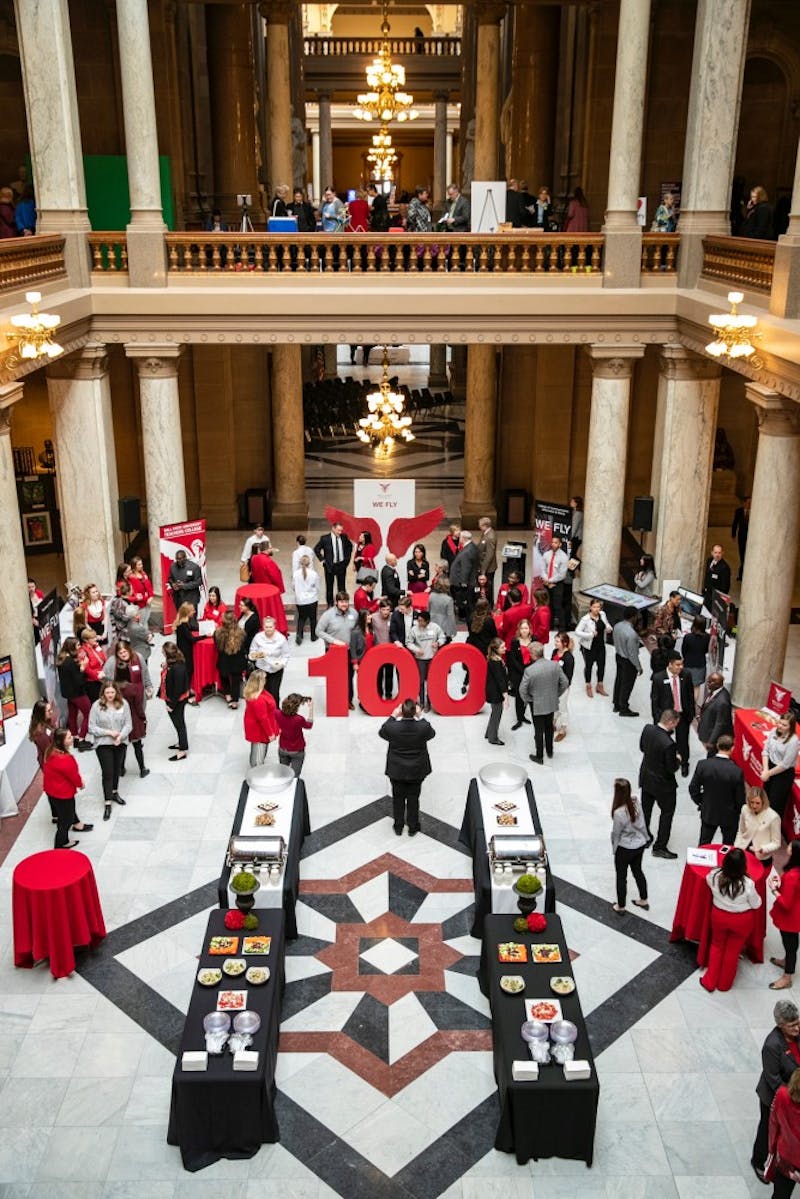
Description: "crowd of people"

(0, 165), (36, 239)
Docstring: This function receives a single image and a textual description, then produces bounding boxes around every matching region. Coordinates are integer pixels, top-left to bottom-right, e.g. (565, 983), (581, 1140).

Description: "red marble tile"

(0, 770), (42, 868)
(299, 853), (472, 896)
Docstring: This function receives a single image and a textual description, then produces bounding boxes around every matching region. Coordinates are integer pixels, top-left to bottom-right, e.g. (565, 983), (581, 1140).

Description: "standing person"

(529, 588), (552, 647)
(174, 603), (200, 700)
(353, 531), (375, 576)
(288, 188), (316, 232)
(466, 599), (498, 696)
(275, 694), (314, 777)
(128, 556), (154, 627)
(639, 709), (680, 858)
(379, 698), (436, 837)
(495, 570), (528, 611)
(28, 699), (57, 772)
(634, 554), (656, 596)
(314, 521), (352, 607)
(43, 730), (90, 849)
(240, 524), (269, 577)
(563, 188), (589, 233)
(574, 597), (611, 697)
(353, 578), (379, 615)
(440, 523), (461, 571)
(380, 553), (402, 607)
(518, 642), (568, 765)
(651, 653), (695, 776)
(56, 637), (91, 750)
(109, 581), (139, 644)
(449, 531), (479, 619)
(568, 496), (584, 557)
(292, 535), (310, 576)
(541, 535), (569, 631)
(293, 553), (320, 643)
(104, 640), (152, 779)
(732, 496), (751, 580)
(406, 544), (431, 594)
(700, 847), (762, 992)
(736, 786), (781, 868)
(768, 1069), (800, 1195)
(160, 643), (190, 763)
(484, 638), (508, 746)
(551, 632), (574, 742)
(653, 590), (683, 639)
(167, 549), (202, 614)
(428, 577), (456, 643)
(389, 594), (414, 647)
(316, 591), (359, 708)
(762, 713), (800, 820)
(681, 616), (711, 705)
(477, 516), (497, 602)
(612, 607), (643, 717)
(350, 609), (374, 707)
(81, 584), (107, 641)
(242, 670), (278, 767)
(214, 611), (247, 708)
(407, 610), (445, 712)
(371, 599), (394, 700)
(741, 185), (774, 238)
(689, 734), (745, 845)
(499, 587), (533, 650)
(696, 672), (734, 754)
(610, 778), (649, 914)
(202, 586), (227, 627)
(703, 543), (732, 611)
(250, 543), (284, 590)
(239, 595), (261, 660)
(769, 842), (800, 992)
(88, 681), (132, 820)
(78, 627), (107, 703)
(752, 1002), (800, 1183)
(508, 618), (534, 730)
(247, 615), (290, 704)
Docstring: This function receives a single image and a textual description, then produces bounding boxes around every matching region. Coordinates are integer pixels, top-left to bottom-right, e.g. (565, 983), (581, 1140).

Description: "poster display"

(470, 181), (507, 233)
(533, 500), (572, 578)
(37, 590), (62, 710)
(160, 519), (208, 635)
(767, 681), (792, 716)
(709, 590), (731, 671)
(0, 657), (16, 720)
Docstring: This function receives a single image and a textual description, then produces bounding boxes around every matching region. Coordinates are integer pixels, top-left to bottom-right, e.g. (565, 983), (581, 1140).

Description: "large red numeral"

(428, 643), (487, 715)
(357, 643), (420, 717)
(307, 645), (350, 716)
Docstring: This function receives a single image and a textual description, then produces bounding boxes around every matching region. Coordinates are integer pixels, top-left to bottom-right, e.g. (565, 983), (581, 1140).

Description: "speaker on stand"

(118, 496), (141, 556)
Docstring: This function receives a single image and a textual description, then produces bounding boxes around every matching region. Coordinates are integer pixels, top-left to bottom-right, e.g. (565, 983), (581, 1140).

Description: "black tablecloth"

(459, 778), (556, 936)
(167, 909), (286, 1171)
(217, 779), (310, 939)
(479, 913), (599, 1166)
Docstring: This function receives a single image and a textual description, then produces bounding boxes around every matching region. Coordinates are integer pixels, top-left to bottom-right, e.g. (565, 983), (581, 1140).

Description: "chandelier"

(367, 125), (398, 179)
(353, 2), (418, 124)
(356, 349), (415, 457)
(6, 291), (63, 366)
(706, 291), (762, 364)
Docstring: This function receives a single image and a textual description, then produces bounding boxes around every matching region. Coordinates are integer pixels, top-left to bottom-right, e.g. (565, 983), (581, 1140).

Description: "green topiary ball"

(513, 916), (529, 934)
(515, 873), (542, 895)
(243, 913), (259, 931)
(231, 870), (258, 894)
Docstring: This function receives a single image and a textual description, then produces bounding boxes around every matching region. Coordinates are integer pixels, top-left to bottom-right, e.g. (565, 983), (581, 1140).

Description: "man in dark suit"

(731, 497), (750, 581)
(381, 553), (402, 607)
(449, 531), (479, 619)
(389, 595), (413, 646)
(379, 697), (436, 836)
(651, 653), (695, 776)
(314, 521), (352, 607)
(688, 734), (745, 844)
(702, 543), (732, 611)
(752, 999), (800, 1181)
(696, 672), (734, 753)
(639, 709), (680, 858)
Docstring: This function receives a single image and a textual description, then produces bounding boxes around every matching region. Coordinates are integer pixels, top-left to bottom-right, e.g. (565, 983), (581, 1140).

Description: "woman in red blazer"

(250, 543), (285, 591)
(770, 841), (800, 991)
(42, 729), (92, 849)
(530, 587), (552, 645)
(201, 586), (228, 627)
(242, 669), (279, 767)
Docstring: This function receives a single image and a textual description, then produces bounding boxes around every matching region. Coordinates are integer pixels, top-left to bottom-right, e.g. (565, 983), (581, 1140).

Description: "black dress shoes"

(652, 847), (678, 859)
(511, 722), (522, 731)
(488, 739), (505, 746)
(619, 709), (639, 718)
(529, 755), (544, 765)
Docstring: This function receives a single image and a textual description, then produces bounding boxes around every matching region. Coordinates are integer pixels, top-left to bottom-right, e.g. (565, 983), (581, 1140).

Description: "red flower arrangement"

(526, 912), (547, 933)
(224, 909), (246, 930)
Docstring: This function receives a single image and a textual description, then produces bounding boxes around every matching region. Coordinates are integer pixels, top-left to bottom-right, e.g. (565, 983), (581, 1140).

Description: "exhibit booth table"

(13, 849), (106, 978)
(733, 708), (800, 841)
(192, 638), (224, 699)
(670, 844), (768, 964)
(0, 710), (39, 817)
(234, 584), (287, 635)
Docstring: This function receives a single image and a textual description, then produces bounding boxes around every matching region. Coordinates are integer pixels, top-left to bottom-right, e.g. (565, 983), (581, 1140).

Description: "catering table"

(13, 849), (106, 979)
(167, 908), (285, 1172)
(459, 777), (556, 937)
(0, 710), (39, 817)
(733, 708), (800, 840)
(669, 844), (768, 964)
(217, 779), (310, 939)
(192, 637), (224, 699)
(479, 913), (599, 1166)
(234, 584), (287, 635)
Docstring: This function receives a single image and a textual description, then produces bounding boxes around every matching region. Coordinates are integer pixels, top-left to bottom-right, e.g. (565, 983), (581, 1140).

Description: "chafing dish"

(489, 834), (546, 873)
(478, 762), (528, 793)
(226, 834), (286, 871)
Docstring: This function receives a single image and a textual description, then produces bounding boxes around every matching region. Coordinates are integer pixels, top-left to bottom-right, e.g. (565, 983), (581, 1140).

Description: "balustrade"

(701, 235), (775, 294)
(0, 235), (66, 292)
(304, 35), (460, 57)
(88, 234), (128, 273)
(641, 233), (679, 274)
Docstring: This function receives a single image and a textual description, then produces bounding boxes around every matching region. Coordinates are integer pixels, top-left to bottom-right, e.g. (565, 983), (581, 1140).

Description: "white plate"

(524, 997), (562, 1023)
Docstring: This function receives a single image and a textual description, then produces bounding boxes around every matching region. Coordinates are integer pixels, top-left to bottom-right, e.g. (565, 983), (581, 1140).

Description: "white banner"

(353, 478), (416, 585)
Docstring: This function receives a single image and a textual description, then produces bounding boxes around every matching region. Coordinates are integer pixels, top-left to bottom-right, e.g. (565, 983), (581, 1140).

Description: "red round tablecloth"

(13, 850), (106, 979)
(193, 637), (223, 697)
(733, 708), (800, 842)
(669, 844), (767, 965)
(411, 592), (430, 611)
(235, 584), (287, 634)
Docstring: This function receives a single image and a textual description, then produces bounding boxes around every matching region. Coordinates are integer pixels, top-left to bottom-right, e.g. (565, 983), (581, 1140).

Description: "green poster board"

(83, 156), (174, 230)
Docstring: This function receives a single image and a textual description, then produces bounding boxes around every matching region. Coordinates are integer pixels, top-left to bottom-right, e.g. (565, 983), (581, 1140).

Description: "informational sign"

(533, 500), (572, 578)
(767, 681), (792, 717)
(160, 519), (208, 634)
(637, 197), (647, 228)
(471, 181), (507, 233)
(0, 656), (16, 720)
(37, 589), (61, 710)
(353, 478), (416, 577)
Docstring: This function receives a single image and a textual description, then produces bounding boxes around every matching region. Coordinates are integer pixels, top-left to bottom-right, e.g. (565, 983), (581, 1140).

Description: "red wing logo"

(323, 504), (445, 562)
(379, 483), (391, 493)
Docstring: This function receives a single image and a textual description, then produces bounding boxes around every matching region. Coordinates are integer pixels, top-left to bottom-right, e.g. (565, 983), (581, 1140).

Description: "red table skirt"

(13, 850), (106, 979)
(733, 708), (800, 841)
(193, 638), (223, 697)
(411, 593), (430, 611)
(669, 844), (767, 965)
(235, 584), (287, 635)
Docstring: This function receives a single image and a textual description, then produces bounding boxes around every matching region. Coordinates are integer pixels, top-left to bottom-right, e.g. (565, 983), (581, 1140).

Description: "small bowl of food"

(246, 966), (270, 985)
(197, 968), (222, 987)
(499, 975), (525, 995)
(233, 1010), (261, 1035)
(222, 958), (247, 977)
(549, 976), (576, 996)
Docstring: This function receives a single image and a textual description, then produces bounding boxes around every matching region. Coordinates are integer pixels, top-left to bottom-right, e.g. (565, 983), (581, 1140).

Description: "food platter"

(197, 968), (222, 987)
(498, 942), (527, 963)
(246, 966), (270, 985)
(209, 936), (239, 955)
(493, 800), (517, 813)
(549, 976), (575, 995)
(496, 813), (518, 827)
(524, 997), (562, 1023)
(243, 936), (272, 955)
(217, 989), (248, 1011)
(531, 943), (561, 964)
(499, 974), (525, 995)
(222, 958), (246, 977)
(255, 813), (275, 827)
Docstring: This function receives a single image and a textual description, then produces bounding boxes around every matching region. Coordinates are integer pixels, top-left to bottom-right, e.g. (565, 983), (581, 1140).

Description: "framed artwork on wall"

(0, 657), (16, 720)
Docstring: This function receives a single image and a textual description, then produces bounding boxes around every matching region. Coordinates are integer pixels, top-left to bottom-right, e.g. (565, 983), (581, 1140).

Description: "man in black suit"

(389, 595), (413, 646)
(639, 709), (680, 858)
(731, 497), (750, 581)
(703, 543), (732, 611)
(696, 672), (734, 753)
(381, 553), (402, 607)
(449, 531), (479, 619)
(379, 698), (436, 836)
(688, 734), (745, 845)
(314, 521), (352, 607)
(651, 653), (695, 777)
(752, 999), (800, 1181)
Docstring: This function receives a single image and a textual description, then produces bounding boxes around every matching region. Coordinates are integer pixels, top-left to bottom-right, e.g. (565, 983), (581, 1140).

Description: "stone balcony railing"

(701, 235), (776, 294)
(0, 234), (66, 293)
(303, 35), (461, 57)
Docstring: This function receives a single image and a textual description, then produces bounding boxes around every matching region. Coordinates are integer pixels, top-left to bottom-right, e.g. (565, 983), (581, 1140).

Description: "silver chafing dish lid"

(478, 763), (528, 793)
(227, 835), (286, 864)
(247, 764), (295, 794)
(489, 834), (545, 861)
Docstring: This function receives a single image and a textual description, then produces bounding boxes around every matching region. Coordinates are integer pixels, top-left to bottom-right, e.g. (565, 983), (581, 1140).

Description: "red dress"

(243, 690), (279, 744)
(501, 603), (533, 650)
(530, 603), (552, 645)
(348, 198), (370, 232)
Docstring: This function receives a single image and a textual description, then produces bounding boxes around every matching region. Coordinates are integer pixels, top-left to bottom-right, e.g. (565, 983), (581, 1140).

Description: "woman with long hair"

(202, 586), (227, 627)
(530, 587), (552, 646)
(242, 669), (278, 767)
(769, 841), (800, 992)
(508, 617), (535, 730)
(214, 611), (246, 708)
(109, 580), (137, 644)
(574, 597), (611, 698)
(88, 680), (132, 821)
(293, 553), (320, 644)
(104, 639), (152, 779)
(56, 636), (91, 749)
(428, 576), (456, 644)
(406, 544), (430, 594)
(484, 638), (508, 746)
(634, 554), (656, 596)
(465, 598), (497, 696)
(128, 556), (154, 624)
(161, 642), (190, 761)
(28, 699), (57, 770)
(551, 632), (575, 741)
(735, 786), (781, 868)
(78, 627), (107, 703)
(238, 595), (261, 659)
(42, 729), (91, 849)
(82, 583), (107, 641)
(767, 1067), (800, 1192)
(276, 693), (314, 777)
(610, 778), (649, 913)
(354, 530), (374, 576)
(762, 713), (800, 820)
(700, 847), (763, 992)
(174, 602), (200, 701)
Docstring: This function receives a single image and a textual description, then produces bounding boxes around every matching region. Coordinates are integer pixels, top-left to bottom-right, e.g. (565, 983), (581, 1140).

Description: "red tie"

(671, 675), (681, 711)
(548, 554), (554, 580)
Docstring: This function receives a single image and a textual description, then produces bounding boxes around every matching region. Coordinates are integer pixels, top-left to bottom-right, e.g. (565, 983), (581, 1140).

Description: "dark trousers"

(642, 788), (677, 850)
(265, 670), (283, 705)
(167, 700), (188, 751)
(766, 765), (795, 819)
(772, 1170), (797, 1198)
(548, 581), (565, 630)
(220, 672), (242, 702)
(121, 741), (146, 774)
(614, 845), (648, 907)
(782, 930), (800, 975)
(699, 819), (737, 846)
(674, 713), (690, 766)
(95, 744), (125, 802)
(52, 796), (76, 848)
(378, 663), (394, 700)
(416, 659), (431, 707)
(753, 1101), (771, 1169)
(486, 702), (503, 742)
(613, 655), (637, 712)
(582, 641), (606, 683)
(391, 779), (422, 832)
(67, 696), (91, 739)
(513, 691), (528, 724)
(324, 565), (347, 607)
(532, 711), (554, 759)
(296, 603), (318, 639)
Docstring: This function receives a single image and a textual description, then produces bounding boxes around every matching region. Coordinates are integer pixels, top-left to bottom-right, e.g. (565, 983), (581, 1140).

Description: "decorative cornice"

(0, 380), (24, 429)
(659, 344), (721, 382)
(125, 344), (183, 379)
(745, 384), (800, 437)
(585, 344), (645, 379)
(676, 325), (800, 404)
(47, 342), (109, 382)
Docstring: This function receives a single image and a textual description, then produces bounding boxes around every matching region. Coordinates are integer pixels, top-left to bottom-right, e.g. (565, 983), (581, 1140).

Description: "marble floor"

(3, 353), (793, 1197)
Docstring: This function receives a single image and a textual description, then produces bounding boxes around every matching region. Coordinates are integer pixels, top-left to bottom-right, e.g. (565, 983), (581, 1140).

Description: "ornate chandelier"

(706, 291), (762, 364)
(356, 349), (415, 457)
(353, 2), (418, 124)
(367, 125), (397, 179)
(6, 291), (63, 366)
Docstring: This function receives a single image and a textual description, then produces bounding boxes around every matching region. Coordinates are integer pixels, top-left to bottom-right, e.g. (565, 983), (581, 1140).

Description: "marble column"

(602, 0), (651, 288)
(126, 347), (187, 593)
(732, 387), (800, 707)
(580, 347), (644, 593)
(678, 0), (752, 287)
(0, 384), (40, 707)
(13, 0), (90, 288)
(46, 345), (122, 593)
(771, 133), (800, 319)
(312, 131), (321, 203)
(433, 93), (449, 215)
(262, 1), (294, 192)
(473, 4), (504, 180)
(206, 3), (262, 222)
(318, 93), (333, 191)
(270, 346), (308, 529)
(651, 348), (721, 590)
(461, 344), (497, 524)
(429, 344), (448, 390)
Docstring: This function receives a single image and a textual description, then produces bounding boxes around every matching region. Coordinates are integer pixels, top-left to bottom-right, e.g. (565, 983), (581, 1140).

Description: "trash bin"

(503, 489), (530, 527)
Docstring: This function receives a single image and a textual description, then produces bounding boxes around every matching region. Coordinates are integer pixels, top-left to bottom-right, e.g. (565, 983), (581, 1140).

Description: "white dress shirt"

(241, 533), (269, 563)
(293, 566), (320, 605)
(248, 630), (289, 673)
(706, 870), (762, 913)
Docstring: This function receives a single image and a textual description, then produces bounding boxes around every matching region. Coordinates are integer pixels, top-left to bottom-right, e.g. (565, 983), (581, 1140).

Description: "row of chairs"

(302, 375), (456, 442)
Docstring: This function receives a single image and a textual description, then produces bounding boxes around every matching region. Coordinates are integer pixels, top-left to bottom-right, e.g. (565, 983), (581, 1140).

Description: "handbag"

(239, 562), (250, 583)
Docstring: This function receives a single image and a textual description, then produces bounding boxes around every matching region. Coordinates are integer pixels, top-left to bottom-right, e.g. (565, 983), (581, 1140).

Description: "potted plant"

(512, 873), (542, 916)
(231, 869), (260, 915)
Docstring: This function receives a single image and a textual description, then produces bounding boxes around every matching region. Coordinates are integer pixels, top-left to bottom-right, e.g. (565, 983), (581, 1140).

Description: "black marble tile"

(280, 970), (333, 1022)
(394, 1093), (501, 1199)
(285, 935), (332, 956)
(388, 874), (428, 921)
(75, 957), (186, 1053)
(300, 797), (393, 859)
(298, 892), (363, 924)
(414, 809), (471, 855)
(586, 947), (698, 1057)
(101, 881), (219, 955)
(552, 872), (681, 956)
(445, 955), (481, 977)
(342, 993), (390, 1063)
(440, 906), (477, 942)
(414, 990), (492, 1031)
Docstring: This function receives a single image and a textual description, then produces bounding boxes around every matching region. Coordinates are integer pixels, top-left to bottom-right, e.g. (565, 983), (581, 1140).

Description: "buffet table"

(479, 913), (599, 1166)
(217, 778), (310, 940)
(192, 638), (223, 699)
(234, 584), (287, 635)
(669, 844), (768, 964)
(13, 849), (106, 978)
(0, 710), (38, 817)
(167, 908), (285, 1172)
(459, 777), (555, 937)
(733, 708), (800, 840)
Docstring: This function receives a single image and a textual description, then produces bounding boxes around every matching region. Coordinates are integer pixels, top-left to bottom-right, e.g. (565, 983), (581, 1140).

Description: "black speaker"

(632, 495), (654, 532)
(118, 496), (141, 534)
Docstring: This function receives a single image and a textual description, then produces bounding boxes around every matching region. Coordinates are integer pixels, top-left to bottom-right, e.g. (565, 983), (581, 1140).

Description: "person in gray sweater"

(88, 681), (132, 820)
(518, 642), (568, 764)
(610, 777), (649, 913)
(428, 579), (456, 641)
(612, 607), (643, 717)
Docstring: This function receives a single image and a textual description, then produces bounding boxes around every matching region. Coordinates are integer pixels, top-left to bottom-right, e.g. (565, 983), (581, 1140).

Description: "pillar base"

(428, 372), (449, 390)
(126, 226), (167, 287)
(271, 500), (309, 531)
(602, 228), (642, 289)
(460, 500), (497, 526)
